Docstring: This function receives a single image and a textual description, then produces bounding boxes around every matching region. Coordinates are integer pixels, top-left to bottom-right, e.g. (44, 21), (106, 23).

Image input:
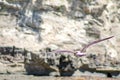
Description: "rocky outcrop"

(0, 46), (26, 74)
(0, 46), (119, 77)
(0, 0), (120, 78)
(0, 0), (119, 52)
(24, 47), (120, 77)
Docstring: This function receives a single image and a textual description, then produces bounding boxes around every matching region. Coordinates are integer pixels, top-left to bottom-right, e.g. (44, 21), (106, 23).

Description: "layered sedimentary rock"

(0, 0), (120, 77)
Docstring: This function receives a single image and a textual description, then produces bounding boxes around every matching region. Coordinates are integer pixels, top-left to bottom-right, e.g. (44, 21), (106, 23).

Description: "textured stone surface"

(0, 0), (120, 78)
(0, 46), (25, 74)
(0, 0), (119, 52)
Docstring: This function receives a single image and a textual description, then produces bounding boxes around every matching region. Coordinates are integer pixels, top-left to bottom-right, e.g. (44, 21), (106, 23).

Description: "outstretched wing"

(81, 36), (114, 53)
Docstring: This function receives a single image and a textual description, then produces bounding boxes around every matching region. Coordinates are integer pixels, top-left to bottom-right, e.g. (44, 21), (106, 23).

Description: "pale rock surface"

(0, 0), (120, 76)
(0, 0), (118, 52)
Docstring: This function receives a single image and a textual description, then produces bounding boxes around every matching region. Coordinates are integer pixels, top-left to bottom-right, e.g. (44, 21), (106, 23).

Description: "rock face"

(24, 48), (80, 76)
(24, 47), (120, 77)
(0, 0), (120, 77)
(0, 46), (25, 74)
(0, 46), (119, 77)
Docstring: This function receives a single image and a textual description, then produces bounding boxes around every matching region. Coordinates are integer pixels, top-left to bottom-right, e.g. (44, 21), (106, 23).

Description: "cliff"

(0, 0), (120, 78)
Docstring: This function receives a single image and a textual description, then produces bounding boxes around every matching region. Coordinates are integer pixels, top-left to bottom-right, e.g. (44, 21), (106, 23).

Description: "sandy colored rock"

(0, 0), (120, 78)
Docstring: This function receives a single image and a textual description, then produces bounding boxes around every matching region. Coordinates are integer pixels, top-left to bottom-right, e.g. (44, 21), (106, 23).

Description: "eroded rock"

(24, 48), (120, 77)
(0, 0), (120, 78)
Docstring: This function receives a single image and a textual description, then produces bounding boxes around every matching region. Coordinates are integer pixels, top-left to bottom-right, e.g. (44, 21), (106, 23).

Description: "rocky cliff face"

(0, 0), (120, 53)
(0, 0), (120, 77)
